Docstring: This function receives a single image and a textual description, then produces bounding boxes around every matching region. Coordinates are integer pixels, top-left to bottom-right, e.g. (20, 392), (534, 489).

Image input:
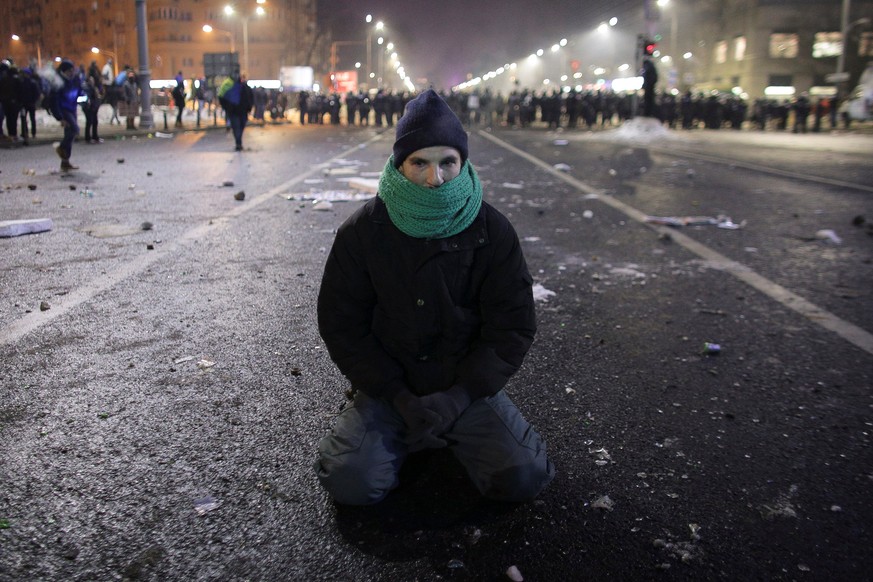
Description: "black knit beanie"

(393, 90), (468, 168)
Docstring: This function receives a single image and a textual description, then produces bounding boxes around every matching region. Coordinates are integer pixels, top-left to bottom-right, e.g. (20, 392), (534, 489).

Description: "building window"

(768, 74), (793, 87)
(734, 36), (746, 61)
(813, 32), (842, 58)
(860, 32), (873, 57)
(715, 40), (728, 64)
(769, 32), (798, 58)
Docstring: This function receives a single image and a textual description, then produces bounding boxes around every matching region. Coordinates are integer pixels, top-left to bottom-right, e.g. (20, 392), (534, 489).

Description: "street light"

(365, 17), (384, 84)
(11, 34), (42, 68)
(224, 2), (266, 75)
(203, 24), (236, 54)
(91, 46), (118, 77)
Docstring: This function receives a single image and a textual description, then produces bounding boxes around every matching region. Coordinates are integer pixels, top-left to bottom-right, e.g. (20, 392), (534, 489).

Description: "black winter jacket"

(317, 196), (536, 402)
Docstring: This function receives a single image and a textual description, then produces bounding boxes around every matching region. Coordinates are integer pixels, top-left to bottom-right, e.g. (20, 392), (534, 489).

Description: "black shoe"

(235, 144), (243, 151)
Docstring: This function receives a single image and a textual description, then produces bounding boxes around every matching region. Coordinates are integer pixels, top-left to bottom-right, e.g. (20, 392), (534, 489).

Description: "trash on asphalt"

(140, 222), (153, 231)
(553, 139), (569, 146)
(174, 356), (195, 364)
(506, 564), (524, 581)
(312, 200), (334, 211)
(447, 559), (465, 569)
(347, 177), (380, 193)
(155, 132), (173, 138)
(501, 182), (524, 189)
(280, 190), (373, 203)
(117, 158), (125, 164)
(644, 215), (745, 229)
(193, 496), (220, 516)
(222, 180), (234, 187)
(591, 495), (614, 511)
(532, 283), (556, 302)
(234, 191), (246, 201)
(815, 229), (842, 244)
(553, 163), (572, 172)
(0, 218), (53, 238)
(701, 342), (721, 355)
(583, 210), (594, 219)
(39, 301), (50, 311)
(590, 447), (612, 465)
(196, 359), (215, 370)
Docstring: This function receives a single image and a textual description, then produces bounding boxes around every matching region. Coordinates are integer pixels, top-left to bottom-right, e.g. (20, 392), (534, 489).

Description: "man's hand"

(418, 385), (472, 436)
(392, 389), (446, 451)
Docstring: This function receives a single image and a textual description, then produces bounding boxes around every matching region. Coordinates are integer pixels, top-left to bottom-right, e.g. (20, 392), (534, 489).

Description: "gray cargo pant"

(315, 390), (555, 506)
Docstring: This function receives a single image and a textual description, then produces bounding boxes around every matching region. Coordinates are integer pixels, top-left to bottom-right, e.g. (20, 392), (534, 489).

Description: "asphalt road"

(1, 120), (872, 581)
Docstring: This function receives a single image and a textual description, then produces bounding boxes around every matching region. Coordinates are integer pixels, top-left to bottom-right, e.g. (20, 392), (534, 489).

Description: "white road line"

(0, 134), (385, 346)
(648, 146), (873, 193)
(479, 130), (873, 357)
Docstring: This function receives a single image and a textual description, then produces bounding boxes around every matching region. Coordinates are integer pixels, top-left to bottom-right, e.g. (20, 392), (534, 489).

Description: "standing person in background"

(82, 61), (104, 144)
(172, 71), (186, 128)
(315, 90), (554, 506)
(0, 63), (24, 142)
(123, 69), (138, 130)
(217, 67), (254, 151)
(50, 60), (84, 172)
(19, 66), (42, 143)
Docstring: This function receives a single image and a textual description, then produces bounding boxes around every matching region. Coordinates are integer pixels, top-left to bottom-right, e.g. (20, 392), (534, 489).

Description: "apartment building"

(1, 0), (319, 82)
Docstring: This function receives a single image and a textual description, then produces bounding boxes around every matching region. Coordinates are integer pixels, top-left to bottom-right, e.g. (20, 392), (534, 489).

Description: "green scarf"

(378, 157), (483, 239)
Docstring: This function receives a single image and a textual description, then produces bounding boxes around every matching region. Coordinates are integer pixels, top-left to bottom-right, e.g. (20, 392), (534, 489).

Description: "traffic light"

(644, 39), (657, 56)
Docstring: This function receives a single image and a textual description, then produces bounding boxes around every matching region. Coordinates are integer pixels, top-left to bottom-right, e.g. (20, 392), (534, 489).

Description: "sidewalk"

(0, 106), (231, 149)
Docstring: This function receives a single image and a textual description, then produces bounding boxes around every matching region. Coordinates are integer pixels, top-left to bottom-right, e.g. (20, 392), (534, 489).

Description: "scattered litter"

(644, 215), (745, 229)
(590, 447), (612, 465)
(27, 184), (37, 191)
(506, 565), (524, 581)
(22, 168), (36, 176)
(140, 222), (153, 231)
(553, 163), (572, 172)
(609, 266), (646, 279)
(128, 183), (136, 190)
(323, 167), (358, 176)
(447, 559), (465, 569)
(553, 139), (569, 146)
(760, 484), (799, 520)
(117, 158), (125, 164)
(815, 229), (842, 244)
(147, 171), (153, 176)
(303, 179), (324, 184)
(347, 177), (380, 193)
(312, 200), (334, 211)
(174, 356), (195, 364)
(222, 180), (234, 187)
(234, 191), (246, 201)
(155, 132), (173, 138)
(583, 210), (594, 219)
(196, 359), (216, 370)
(0, 218), (53, 238)
(194, 496), (220, 516)
(281, 190), (374, 202)
(522, 236), (541, 242)
(501, 182), (524, 189)
(39, 301), (51, 311)
(701, 342), (721, 355)
(80, 189), (94, 198)
(591, 495), (614, 511)
(532, 283), (556, 302)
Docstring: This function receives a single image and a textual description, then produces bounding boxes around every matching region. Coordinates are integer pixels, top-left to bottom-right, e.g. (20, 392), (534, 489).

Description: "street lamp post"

(203, 24), (236, 54)
(11, 34), (42, 68)
(224, 2), (266, 76)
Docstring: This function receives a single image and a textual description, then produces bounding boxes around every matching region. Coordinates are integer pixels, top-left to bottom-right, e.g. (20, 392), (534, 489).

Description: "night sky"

(318, 0), (649, 89)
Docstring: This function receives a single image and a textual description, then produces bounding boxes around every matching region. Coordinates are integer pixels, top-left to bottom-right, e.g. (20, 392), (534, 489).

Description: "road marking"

(0, 134), (385, 346)
(479, 130), (873, 357)
(648, 146), (873, 193)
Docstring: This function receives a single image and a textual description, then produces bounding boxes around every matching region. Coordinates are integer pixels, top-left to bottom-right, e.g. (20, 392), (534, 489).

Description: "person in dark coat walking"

(19, 66), (42, 141)
(315, 90), (555, 506)
(50, 59), (84, 171)
(217, 67), (253, 151)
(172, 71), (186, 128)
(82, 62), (104, 143)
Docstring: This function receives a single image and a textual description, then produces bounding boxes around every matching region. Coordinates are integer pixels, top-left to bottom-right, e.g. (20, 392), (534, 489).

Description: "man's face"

(399, 146), (462, 188)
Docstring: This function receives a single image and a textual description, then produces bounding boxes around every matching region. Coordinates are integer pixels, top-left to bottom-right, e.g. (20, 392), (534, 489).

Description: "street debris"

(501, 182), (524, 189)
(553, 163), (572, 172)
(347, 177), (380, 193)
(583, 210), (594, 219)
(312, 200), (334, 211)
(532, 283), (556, 302)
(117, 158), (125, 164)
(196, 359), (216, 370)
(590, 447), (612, 466)
(0, 218), (53, 238)
(522, 236), (541, 242)
(234, 191), (246, 201)
(39, 301), (51, 311)
(553, 139), (569, 146)
(701, 342), (721, 355)
(174, 356), (195, 364)
(140, 222), (153, 231)
(280, 190), (374, 203)
(447, 559), (465, 569)
(644, 215), (745, 229)
(155, 132), (173, 138)
(506, 564), (524, 581)
(760, 484), (799, 520)
(193, 496), (220, 516)
(815, 229), (842, 244)
(222, 180), (234, 187)
(591, 495), (614, 511)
